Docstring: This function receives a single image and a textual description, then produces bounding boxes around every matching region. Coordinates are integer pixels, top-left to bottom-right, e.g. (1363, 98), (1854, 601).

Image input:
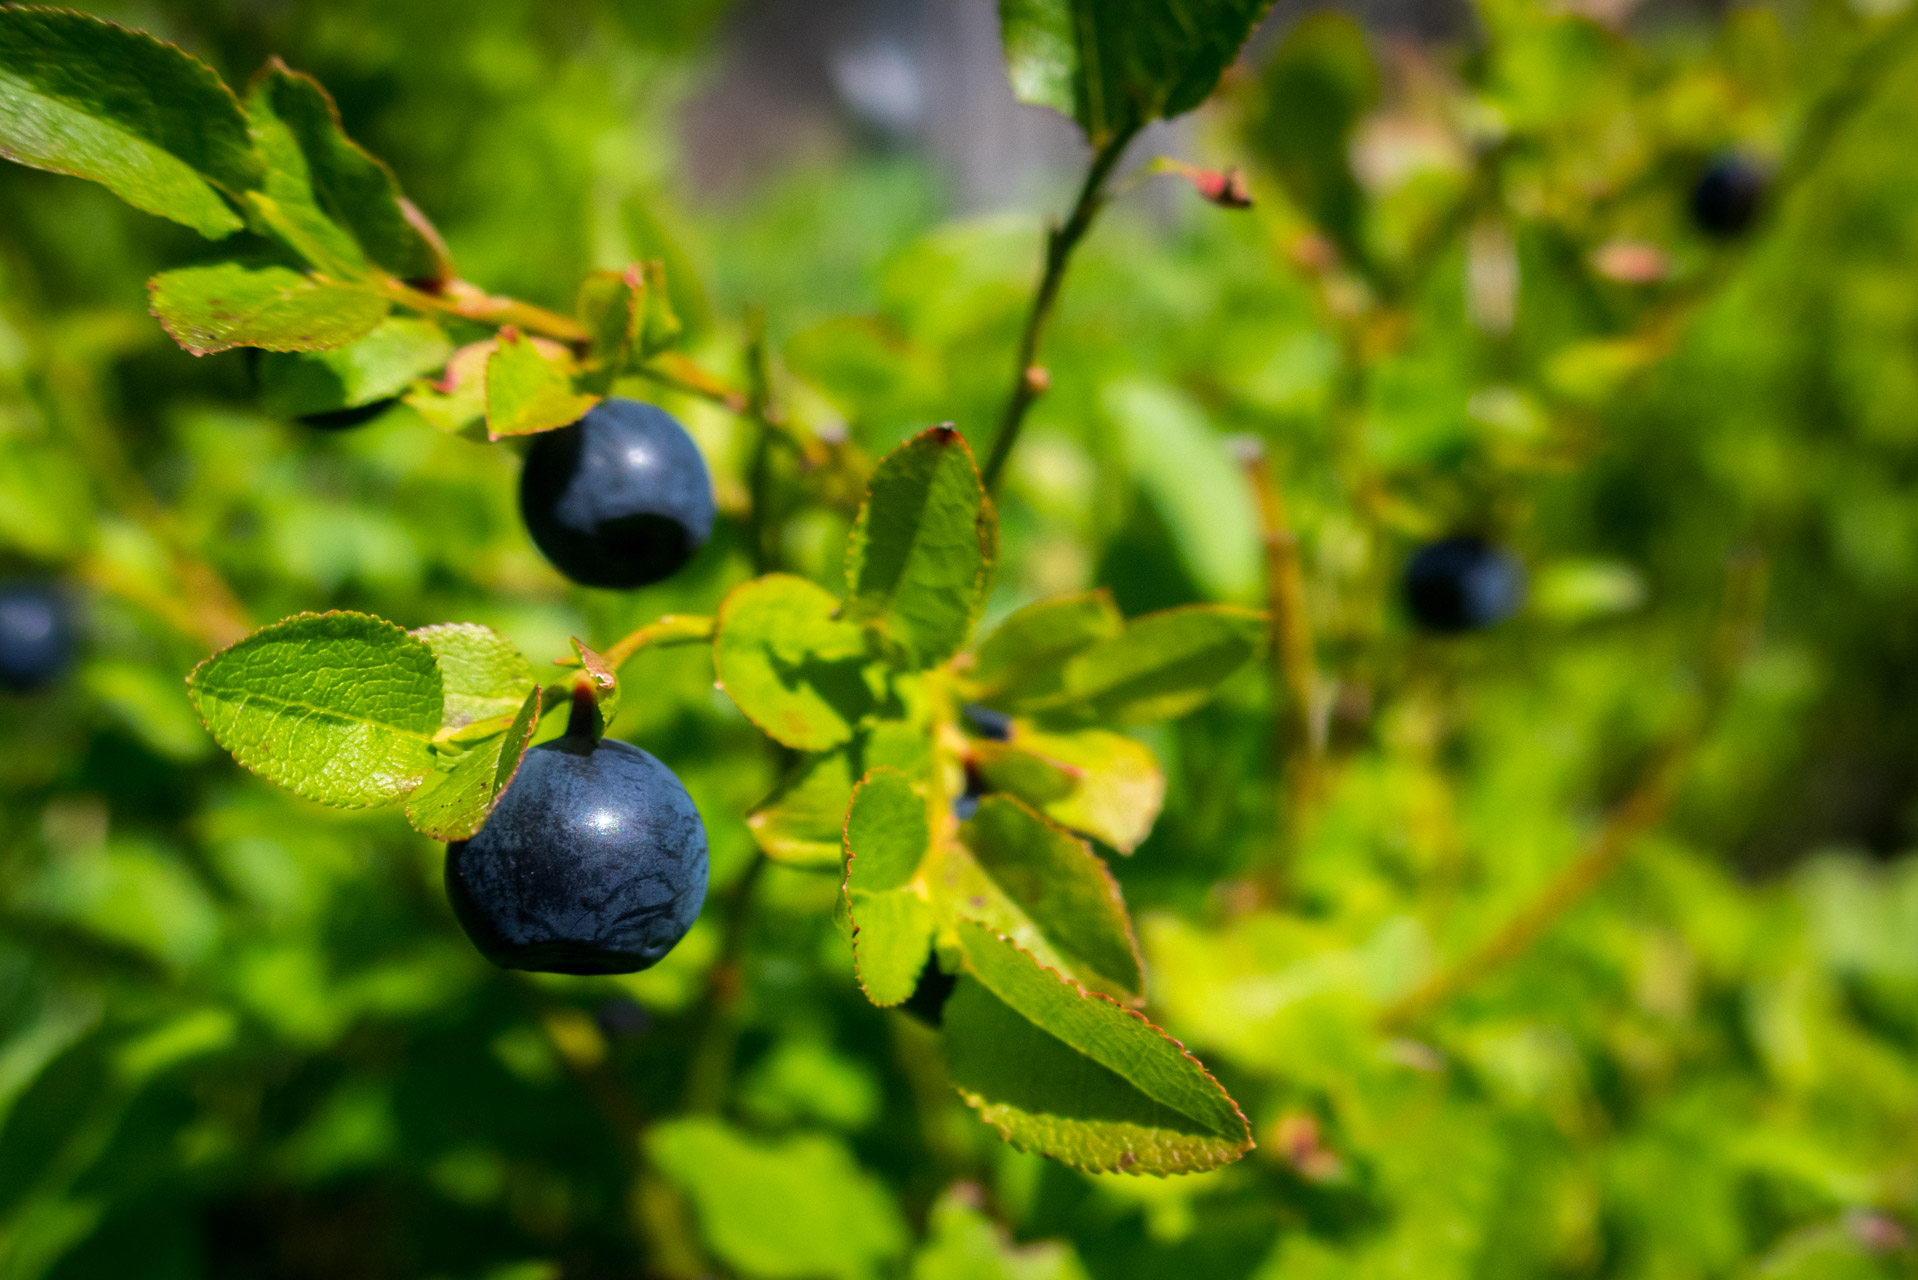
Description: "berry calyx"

(444, 725), (709, 975)
(519, 398), (716, 589)
(1403, 537), (1525, 633)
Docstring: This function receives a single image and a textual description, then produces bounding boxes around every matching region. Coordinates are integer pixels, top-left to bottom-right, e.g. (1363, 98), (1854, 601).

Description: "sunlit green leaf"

(945, 923), (1251, 1175)
(484, 327), (598, 439)
(0, 8), (258, 236)
(951, 795), (1143, 1000)
(1052, 605), (1265, 724)
(845, 767), (934, 1006)
(998, 0), (1276, 146)
(259, 316), (451, 418)
(148, 262), (388, 356)
(844, 426), (996, 670)
(912, 1185), (1090, 1280)
(972, 726), (1163, 854)
(411, 623), (537, 730)
(186, 611), (442, 808)
(715, 574), (874, 752)
(960, 590), (1122, 706)
(749, 747), (858, 869)
(404, 685), (541, 842)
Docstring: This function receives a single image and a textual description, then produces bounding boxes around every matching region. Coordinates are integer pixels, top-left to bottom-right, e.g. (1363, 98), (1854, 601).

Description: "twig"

(1236, 439), (1323, 883)
(980, 128), (1140, 494)
(596, 615), (716, 673)
(382, 276), (590, 346)
(1380, 551), (1768, 1029)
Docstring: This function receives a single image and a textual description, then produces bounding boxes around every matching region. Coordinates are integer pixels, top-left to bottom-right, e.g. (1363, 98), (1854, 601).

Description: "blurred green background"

(3, 0), (1918, 1276)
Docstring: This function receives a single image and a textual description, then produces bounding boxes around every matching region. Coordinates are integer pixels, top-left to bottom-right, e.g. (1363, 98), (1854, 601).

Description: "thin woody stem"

(980, 127), (1139, 494)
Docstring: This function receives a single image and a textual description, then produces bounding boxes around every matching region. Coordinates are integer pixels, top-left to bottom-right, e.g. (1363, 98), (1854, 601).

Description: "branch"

(1380, 551), (1768, 1029)
(980, 128), (1140, 494)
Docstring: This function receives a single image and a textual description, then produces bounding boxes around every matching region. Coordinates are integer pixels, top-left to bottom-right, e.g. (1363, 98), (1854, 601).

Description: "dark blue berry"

(1691, 154), (1766, 238)
(961, 703), (1012, 741)
(952, 763), (988, 822)
(519, 398), (715, 589)
(445, 734), (708, 975)
(0, 582), (73, 693)
(1403, 537), (1524, 633)
(900, 956), (959, 1028)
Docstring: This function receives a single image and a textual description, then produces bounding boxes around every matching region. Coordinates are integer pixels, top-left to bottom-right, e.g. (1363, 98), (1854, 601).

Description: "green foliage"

(999, 0), (1277, 145)
(4, 0), (1918, 1274)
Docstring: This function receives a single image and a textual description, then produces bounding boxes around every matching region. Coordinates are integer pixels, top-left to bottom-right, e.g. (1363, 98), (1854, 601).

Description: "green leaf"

(402, 338), (489, 437)
(484, 327), (599, 439)
(972, 726), (1164, 854)
(748, 748), (858, 869)
(844, 768), (935, 1006)
(912, 1185), (1090, 1280)
(715, 574), (875, 752)
(576, 265), (643, 387)
(410, 623), (537, 730)
(649, 1117), (908, 1280)
(945, 923), (1251, 1175)
(951, 796), (1143, 1000)
(259, 316), (451, 418)
(186, 611), (443, 808)
(844, 426), (996, 670)
(0, 8), (258, 236)
(404, 685), (541, 842)
(1053, 605), (1266, 724)
(245, 60), (442, 281)
(961, 590), (1122, 706)
(1246, 12), (1377, 261)
(998, 0), (1275, 146)
(148, 262), (388, 356)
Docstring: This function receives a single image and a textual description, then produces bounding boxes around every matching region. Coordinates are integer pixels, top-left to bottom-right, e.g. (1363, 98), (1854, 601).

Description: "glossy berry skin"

(1403, 537), (1524, 633)
(1691, 155), (1766, 238)
(519, 398), (716, 589)
(445, 734), (708, 975)
(0, 582), (73, 693)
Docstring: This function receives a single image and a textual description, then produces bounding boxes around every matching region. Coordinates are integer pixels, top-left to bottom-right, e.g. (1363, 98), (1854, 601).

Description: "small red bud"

(1023, 365), (1051, 395)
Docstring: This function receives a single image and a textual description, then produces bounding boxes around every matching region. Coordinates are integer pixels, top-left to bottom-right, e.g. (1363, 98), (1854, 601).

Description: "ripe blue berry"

(445, 734), (708, 975)
(519, 398), (716, 589)
(1691, 154), (1766, 238)
(0, 582), (73, 692)
(1403, 537), (1524, 633)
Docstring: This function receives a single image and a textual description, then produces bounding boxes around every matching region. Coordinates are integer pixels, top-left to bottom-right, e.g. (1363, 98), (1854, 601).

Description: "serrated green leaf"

(1051, 605), (1266, 725)
(844, 426), (995, 670)
(567, 637), (620, 732)
(715, 574), (875, 752)
(999, 0), (1275, 146)
(245, 60), (441, 280)
(404, 685), (541, 842)
(186, 611), (443, 808)
(961, 591), (1123, 706)
(149, 262), (388, 356)
(748, 748), (857, 869)
(576, 265), (643, 388)
(945, 923), (1251, 1175)
(649, 1117), (907, 1280)
(259, 316), (451, 418)
(402, 338), (489, 437)
(972, 726), (1164, 854)
(950, 796), (1142, 1000)
(410, 623), (536, 730)
(0, 8), (258, 236)
(844, 768), (935, 1006)
(484, 327), (598, 439)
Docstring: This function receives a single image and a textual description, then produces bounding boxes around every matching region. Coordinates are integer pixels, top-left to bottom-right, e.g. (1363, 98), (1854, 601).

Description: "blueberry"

(519, 398), (716, 589)
(445, 734), (708, 975)
(952, 763), (987, 822)
(1403, 537), (1524, 633)
(298, 398), (398, 430)
(1691, 154), (1766, 238)
(900, 956), (959, 1028)
(960, 703), (1012, 741)
(0, 582), (73, 693)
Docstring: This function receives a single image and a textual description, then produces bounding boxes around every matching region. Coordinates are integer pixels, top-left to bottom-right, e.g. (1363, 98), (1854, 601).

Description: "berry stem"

(567, 680), (602, 739)
(980, 126), (1140, 495)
